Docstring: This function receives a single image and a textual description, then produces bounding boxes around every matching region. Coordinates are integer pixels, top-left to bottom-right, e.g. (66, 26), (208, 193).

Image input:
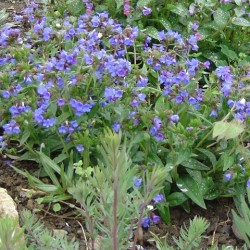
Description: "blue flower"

(153, 117), (162, 129)
(247, 179), (250, 189)
(133, 177), (142, 187)
(112, 122), (121, 133)
(152, 194), (164, 204)
(142, 7), (152, 16)
(151, 215), (160, 224)
(104, 88), (123, 102)
(209, 110), (218, 118)
(141, 217), (151, 228)
(170, 114), (179, 123)
(76, 144), (84, 152)
(155, 132), (164, 141)
(3, 120), (20, 135)
(224, 172), (232, 181)
(136, 76), (148, 87)
(43, 27), (53, 41)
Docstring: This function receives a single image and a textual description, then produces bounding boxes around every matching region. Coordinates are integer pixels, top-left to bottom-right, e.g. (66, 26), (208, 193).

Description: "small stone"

(53, 229), (68, 237)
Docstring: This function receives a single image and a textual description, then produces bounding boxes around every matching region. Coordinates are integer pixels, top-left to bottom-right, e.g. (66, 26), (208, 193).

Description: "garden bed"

(0, 0), (250, 249)
(0, 157), (245, 249)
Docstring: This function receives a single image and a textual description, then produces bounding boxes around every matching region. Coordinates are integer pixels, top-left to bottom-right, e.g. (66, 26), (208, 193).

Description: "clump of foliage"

(51, 0), (250, 66)
(0, 215), (26, 250)
(232, 187), (250, 248)
(20, 209), (79, 250)
(151, 216), (209, 250)
(68, 129), (168, 249)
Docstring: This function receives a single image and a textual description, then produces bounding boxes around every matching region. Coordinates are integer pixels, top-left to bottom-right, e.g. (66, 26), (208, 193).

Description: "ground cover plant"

(0, 0), (250, 249)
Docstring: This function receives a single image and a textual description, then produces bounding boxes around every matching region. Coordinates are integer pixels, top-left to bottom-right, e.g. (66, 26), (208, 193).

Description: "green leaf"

(144, 26), (160, 40)
(37, 151), (61, 174)
(148, 153), (164, 167)
(155, 95), (167, 113)
(52, 203), (61, 212)
(137, 0), (153, 8)
(220, 45), (238, 60)
(128, 132), (150, 150)
(200, 177), (220, 200)
(223, 152), (234, 171)
(181, 158), (209, 171)
(232, 17), (250, 27)
(37, 151), (62, 188)
(53, 153), (68, 164)
(171, 4), (188, 17)
(115, 0), (123, 9)
(186, 169), (202, 184)
(213, 8), (230, 27)
(177, 175), (206, 209)
(159, 18), (171, 30)
(166, 192), (188, 207)
(20, 130), (31, 145)
(197, 148), (216, 167)
(234, 0), (241, 5)
(157, 204), (171, 225)
(213, 119), (245, 140)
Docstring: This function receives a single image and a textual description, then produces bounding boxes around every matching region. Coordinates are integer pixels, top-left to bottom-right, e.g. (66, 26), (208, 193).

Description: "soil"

(0, 0), (25, 14)
(0, 1), (246, 249)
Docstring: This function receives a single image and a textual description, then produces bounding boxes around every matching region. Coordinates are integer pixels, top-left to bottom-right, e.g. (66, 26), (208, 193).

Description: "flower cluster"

(0, 2), (249, 160)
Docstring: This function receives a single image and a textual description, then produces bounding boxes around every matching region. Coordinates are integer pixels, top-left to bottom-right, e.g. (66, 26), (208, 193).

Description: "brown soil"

(0, 0), (25, 14)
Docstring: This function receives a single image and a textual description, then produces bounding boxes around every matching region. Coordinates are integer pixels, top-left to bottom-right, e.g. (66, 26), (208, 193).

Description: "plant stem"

(112, 151), (118, 250)
(132, 205), (145, 250)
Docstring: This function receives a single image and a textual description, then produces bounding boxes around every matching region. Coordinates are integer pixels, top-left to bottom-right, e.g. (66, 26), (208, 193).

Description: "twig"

(77, 220), (89, 250)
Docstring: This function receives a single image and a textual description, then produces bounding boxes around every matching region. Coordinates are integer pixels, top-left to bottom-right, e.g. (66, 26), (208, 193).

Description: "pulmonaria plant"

(0, 1), (250, 207)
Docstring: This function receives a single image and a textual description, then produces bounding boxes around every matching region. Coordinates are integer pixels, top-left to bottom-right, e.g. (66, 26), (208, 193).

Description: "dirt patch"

(0, 0), (25, 14)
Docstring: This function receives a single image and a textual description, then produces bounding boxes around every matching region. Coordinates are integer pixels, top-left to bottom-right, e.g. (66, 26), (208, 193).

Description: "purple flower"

(247, 179), (250, 189)
(141, 217), (151, 228)
(209, 110), (218, 118)
(152, 194), (164, 204)
(131, 99), (139, 107)
(69, 99), (93, 116)
(151, 215), (160, 224)
(3, 120), (20, 135)
(188, 35), (199, 51)
(137, 93), (146, 102)
(149, 126), (158, 136)
(112, 122), (121, 133)
(76, 144), (84, 152)
(104, 87), (123, 102)
(203, 61), (210, 69)
(142, 7), (152, 16)
(224, 172), (233, 181)
(235, 99), (246, 111)
(58, 125), (68, 134)
(2, 90), (10, 98)
(191, 22), (199, 31)
(170, 114), (180, 123)
(43, 27), (53, 41)
(133, 177), (142, 187)
(136, 76), (148, 87)
(42, 118), (56, 128)
(153, 117), (162, 129)
(57, 98), (65, 106)
(155, 132), (164, 141)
